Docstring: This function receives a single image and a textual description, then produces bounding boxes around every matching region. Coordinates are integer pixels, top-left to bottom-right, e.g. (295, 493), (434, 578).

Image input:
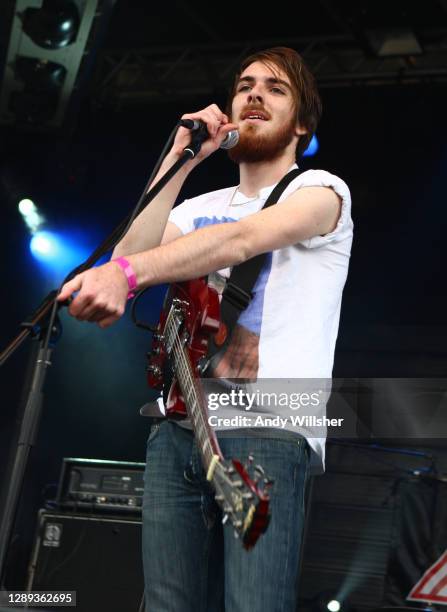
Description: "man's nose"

(247, 86), (263, 104)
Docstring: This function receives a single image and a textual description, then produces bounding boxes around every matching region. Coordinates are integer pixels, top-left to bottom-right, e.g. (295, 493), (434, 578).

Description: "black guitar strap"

(206, 166), (305, 371)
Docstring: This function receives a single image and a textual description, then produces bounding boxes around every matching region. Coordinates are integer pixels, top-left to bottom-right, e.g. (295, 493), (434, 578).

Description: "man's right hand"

(113, 104), (237, 260)
(171, 104), (238, 165)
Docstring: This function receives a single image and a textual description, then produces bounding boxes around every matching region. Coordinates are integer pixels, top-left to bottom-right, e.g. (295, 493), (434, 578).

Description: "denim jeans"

(142, 420), (310, 612)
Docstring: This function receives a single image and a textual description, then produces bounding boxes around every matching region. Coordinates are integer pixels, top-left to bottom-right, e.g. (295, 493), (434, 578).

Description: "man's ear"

(295, 124), (307, 137)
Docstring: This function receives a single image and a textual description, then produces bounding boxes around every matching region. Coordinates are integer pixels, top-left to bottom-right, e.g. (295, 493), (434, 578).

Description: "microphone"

(180, 119), (239, 150)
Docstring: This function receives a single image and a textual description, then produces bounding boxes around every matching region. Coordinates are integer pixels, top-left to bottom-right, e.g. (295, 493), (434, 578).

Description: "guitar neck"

(171, 338), (223, 471)
(154, 290), (271, 549)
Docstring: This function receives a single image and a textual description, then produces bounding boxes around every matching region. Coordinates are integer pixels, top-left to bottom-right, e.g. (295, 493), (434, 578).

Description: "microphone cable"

(59, 121), (182, 290)
(53, 121), (185, 333)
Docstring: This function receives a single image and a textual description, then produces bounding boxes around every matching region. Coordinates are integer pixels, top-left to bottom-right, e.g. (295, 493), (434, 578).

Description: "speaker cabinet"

(27, 510), (144, 612)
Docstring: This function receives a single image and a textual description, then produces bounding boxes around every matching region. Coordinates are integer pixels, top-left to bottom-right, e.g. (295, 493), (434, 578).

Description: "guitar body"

(147, 278), (221, 417)
(146, 278), (271, 550)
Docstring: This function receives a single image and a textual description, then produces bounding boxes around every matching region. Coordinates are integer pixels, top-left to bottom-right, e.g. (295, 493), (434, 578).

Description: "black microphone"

(179, 119), (239, 150)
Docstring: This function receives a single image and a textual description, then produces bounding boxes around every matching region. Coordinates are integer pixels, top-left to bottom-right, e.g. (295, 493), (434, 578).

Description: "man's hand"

(56, 261), (129, 328)
(173, 104), (238, 165)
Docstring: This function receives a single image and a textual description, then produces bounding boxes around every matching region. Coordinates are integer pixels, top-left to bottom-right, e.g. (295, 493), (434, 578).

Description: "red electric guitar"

(146, 278), (271, 550)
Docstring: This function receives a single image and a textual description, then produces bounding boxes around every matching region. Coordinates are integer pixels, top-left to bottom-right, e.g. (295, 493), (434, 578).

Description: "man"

(58, 47), (353, 611)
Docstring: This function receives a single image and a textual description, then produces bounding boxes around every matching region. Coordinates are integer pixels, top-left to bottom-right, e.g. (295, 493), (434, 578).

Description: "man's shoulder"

(294, 168), (349, 187)
(286, 168), (351, 203)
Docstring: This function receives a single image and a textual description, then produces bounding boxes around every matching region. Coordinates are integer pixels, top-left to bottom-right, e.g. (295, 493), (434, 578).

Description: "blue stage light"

(303, 134), (319, 157)
(30, 230), (89, 278)
(30, 231), (59, 259)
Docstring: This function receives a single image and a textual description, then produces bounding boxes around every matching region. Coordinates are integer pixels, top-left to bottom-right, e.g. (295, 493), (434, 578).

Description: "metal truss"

(92, 32), (447, 108)
(0, 0), (116, 128)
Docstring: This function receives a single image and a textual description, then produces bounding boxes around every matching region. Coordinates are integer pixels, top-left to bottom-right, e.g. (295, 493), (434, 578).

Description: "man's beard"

(228, 115), (296, 164)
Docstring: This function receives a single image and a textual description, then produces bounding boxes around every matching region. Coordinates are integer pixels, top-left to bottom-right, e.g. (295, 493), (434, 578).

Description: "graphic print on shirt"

(192, 215), (273, 378)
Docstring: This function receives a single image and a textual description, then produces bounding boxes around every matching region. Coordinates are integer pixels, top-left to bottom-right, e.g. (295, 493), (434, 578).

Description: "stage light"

(313, 590), (349, 612)
(327, 599), (341, 612)
(14, 57), (66, 91)
(22, 0), (80, 50)
(1, 0), (103, 128)
(29, 229), (90, 278)
(18, 198), (36, 216)
(303, 134), (319, 157)
(18, 198), (44, 233)
(30, 231), (58, 259)
(10, 57), (66, 123)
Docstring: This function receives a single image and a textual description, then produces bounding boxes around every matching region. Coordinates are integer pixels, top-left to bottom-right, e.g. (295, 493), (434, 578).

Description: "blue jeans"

(142, 421), (310, 612)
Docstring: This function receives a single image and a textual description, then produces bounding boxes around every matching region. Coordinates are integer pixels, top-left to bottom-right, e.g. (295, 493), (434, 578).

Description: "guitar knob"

(146, 365), (162, 376)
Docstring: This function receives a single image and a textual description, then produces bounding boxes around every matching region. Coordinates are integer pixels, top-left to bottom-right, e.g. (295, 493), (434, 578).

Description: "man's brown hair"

(228, 46), (322, 158)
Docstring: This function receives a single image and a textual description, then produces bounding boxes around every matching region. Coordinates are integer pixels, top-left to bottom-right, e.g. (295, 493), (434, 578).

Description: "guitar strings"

(166, 310), (255, 525)
(165, 306), (214, 461)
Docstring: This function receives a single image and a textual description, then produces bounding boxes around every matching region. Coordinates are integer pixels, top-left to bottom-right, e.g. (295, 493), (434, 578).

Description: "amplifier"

(27, 510), (143, 612)
(55, 458), (145, 514)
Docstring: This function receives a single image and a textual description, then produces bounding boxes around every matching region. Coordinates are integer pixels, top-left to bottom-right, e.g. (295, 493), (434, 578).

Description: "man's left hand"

(57, 261), (129, 328)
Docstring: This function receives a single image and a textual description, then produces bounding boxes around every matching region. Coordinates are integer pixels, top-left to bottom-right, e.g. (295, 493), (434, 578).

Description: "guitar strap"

(206, 166), (305, 371)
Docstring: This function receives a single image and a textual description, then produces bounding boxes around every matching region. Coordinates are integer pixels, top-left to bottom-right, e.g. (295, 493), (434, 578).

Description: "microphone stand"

(0, 135), (204, 586)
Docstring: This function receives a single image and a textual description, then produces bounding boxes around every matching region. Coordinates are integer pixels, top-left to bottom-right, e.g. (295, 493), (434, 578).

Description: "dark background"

(0, 0), (446, 606)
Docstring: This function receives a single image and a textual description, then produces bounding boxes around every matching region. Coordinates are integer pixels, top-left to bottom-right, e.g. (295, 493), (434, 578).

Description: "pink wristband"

(113, 256), (137, 299)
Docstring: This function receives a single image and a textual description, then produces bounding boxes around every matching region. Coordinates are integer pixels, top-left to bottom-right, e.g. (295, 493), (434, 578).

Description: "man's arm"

(111, 158), (188, 257)
(57, 185), (341, 327)
(112, 104), (237, 257)
(128, 186), (340, 286)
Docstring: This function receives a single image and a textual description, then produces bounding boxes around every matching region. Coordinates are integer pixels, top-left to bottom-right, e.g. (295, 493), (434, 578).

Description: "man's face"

(228, 60), (306, 164)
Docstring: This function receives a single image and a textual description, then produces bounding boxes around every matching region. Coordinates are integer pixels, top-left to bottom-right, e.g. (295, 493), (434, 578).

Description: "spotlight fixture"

(22, 0), (80, 50)
(10, 57), (66, 123)
(14, 57), (66, 91)
(1, 0), (103, 128)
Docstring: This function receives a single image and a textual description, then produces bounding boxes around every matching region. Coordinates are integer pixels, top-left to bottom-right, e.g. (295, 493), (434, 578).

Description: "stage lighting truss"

(0, 0), (99, 128)
(92, 32), (447, 107)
